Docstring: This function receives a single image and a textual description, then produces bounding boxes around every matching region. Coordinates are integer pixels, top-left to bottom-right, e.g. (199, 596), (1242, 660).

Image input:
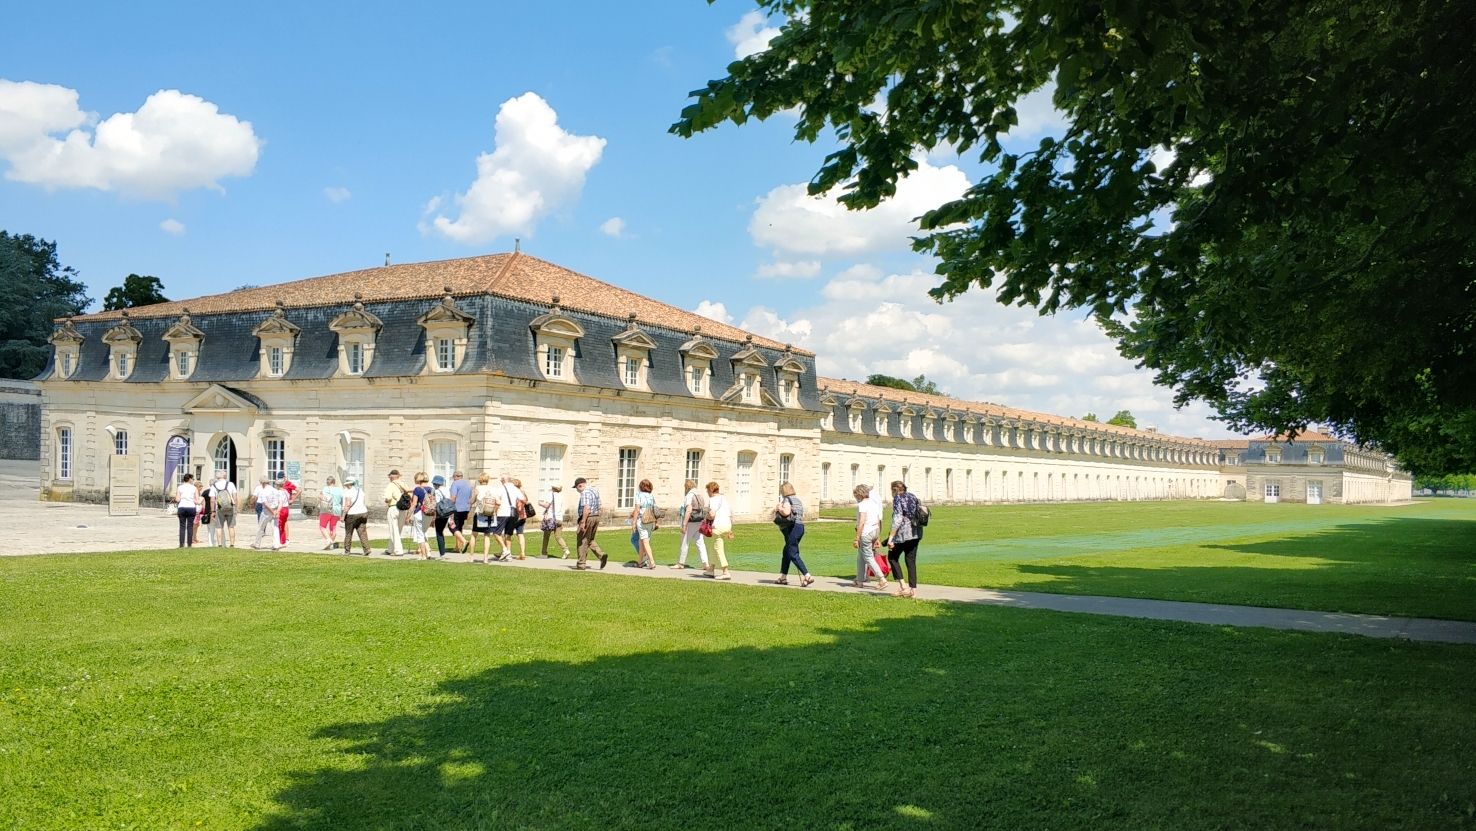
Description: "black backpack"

(395, 485), (413, 511)
(911, 500), (931, 528)
(435, 488), (456, 518)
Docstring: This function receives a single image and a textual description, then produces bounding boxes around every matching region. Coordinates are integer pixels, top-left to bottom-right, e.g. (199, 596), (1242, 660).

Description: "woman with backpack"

(885, 480), (923, 598)
(411, 472), (433, 560)
(470, 473), (500, 563)
(318, 475), (344, 551)
(430, 474), (455, 558)
(538, 484), (570, 558)
(673, 478), (710, 573)
(773, 482), (813, 586)
(630, 479), (658, 569)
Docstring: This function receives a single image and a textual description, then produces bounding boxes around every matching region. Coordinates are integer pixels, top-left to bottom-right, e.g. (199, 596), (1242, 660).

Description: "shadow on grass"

(995, 517), (1476, 620)
(256, 604), (1476, 830)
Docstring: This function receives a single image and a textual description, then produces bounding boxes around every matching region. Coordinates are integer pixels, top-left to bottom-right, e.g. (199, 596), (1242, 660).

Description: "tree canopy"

(0, 232), (91, 380)
(1079, 413), (1099, 423)
(102, 274), (168, 311)
(864, 373), (945, 396)
(675, 0), (1475, 474)
(1106, 410), (1137, 429)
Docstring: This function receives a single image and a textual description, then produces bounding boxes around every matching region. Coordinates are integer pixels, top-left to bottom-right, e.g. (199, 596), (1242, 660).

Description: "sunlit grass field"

(2, 549), (1474, 830)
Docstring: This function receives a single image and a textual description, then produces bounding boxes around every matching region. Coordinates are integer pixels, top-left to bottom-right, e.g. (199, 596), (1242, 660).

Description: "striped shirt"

(578, 485), (601, 519)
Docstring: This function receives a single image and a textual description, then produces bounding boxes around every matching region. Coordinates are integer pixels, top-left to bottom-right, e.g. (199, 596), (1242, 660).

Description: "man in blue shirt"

(449, 470), (474, 555)
(572, 477), (607, 570)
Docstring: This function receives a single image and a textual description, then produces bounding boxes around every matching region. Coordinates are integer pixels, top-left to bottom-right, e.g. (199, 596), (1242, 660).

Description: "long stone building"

(32, 252), (1406, 518)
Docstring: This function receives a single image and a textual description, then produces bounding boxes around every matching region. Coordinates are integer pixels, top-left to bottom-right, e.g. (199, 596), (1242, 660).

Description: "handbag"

(540, 516), (557, 532)
(639, 498), (658, 525)
(699, 519), (714, 538)
(772, 496), (795, 531)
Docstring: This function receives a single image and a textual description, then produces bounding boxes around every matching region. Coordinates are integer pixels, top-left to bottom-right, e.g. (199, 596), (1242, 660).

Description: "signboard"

(163, 435), (189, 493)
(286, 461), (301, 484)
(109, 454), (140, 516)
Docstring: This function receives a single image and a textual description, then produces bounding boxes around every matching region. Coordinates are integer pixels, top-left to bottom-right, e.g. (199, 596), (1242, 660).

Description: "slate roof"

(70, 252), (808, 355)
(818, 377), (1213, 445)
(1251, 430), (1343, 444)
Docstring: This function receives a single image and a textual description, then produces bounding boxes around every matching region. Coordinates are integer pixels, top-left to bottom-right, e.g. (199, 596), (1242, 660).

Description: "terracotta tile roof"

(1252, 430), (1343, 444)
(817, 377), (1216, 446)
(71, 253), (810, 355)
(1208, 439), (1251, 449)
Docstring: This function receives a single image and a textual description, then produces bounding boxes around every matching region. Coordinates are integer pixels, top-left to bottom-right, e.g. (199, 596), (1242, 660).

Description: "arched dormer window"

(162, 308), (205, 380)
(922, 409), (939, 440)
(961, 413), (978, 444)
(611, 313), (659, 391)
(329, 294), (384, 377)
(251, 302), (301, 379)
(679, 327), (719, 398)
(944, 412), (958, 442)
(529, 296), (584, 383)
(847, 399), (865, 431)
(102, 312), (143, 381)
(897, 405), (915, 438)
(48, 317), (83, 379)
(874, 400), (892, 436)
(818, 388), (839, 430)
(416, 287), (475, 374)
(774, 346), (806, 408)
(724, 335), (775, 406)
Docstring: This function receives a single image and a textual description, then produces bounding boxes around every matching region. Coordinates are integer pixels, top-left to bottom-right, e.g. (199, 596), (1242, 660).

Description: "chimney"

(514, 238), (521, 253)
(385, 253), (390, 267)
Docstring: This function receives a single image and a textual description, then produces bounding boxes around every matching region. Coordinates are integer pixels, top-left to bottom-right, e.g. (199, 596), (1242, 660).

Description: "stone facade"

(1225, 433), (1411, 504)
(0, 380), (41, 461)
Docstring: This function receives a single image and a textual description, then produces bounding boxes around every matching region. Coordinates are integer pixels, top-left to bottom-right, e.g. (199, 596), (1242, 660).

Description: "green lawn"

(2, 551), (1474, 829)
(670, 498), (1476, 621)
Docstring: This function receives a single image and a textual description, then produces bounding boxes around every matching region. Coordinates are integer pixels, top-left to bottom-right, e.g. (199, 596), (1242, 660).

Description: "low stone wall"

(0, 380), (41, 461)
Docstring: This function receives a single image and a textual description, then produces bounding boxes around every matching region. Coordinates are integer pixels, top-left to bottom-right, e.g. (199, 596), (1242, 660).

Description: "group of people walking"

(172, 467), (927, 596)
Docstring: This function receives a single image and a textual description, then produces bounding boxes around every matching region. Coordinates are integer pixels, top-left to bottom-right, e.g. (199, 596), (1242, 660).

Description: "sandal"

(775, 577), (789, 585)
(669, 563), (687, 569)
(801, 575), (815, 587)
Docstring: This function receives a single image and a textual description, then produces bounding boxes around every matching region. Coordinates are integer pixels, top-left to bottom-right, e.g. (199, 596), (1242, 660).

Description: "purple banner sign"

(163, 435), (189, 491)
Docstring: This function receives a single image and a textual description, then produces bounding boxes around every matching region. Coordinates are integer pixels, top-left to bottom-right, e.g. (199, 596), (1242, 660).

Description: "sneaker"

(716, 572), (731, 581)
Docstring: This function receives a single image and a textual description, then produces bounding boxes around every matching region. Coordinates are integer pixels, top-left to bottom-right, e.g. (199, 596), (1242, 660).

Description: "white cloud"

(427, 92), (606, 244)
(750, 158), (971, 257)
(727, 11), (781, 59)
(726, 266), (1237, 438)
(755, 259), (821, 280)
(599, 216), (625, 237)
(324, 186), (351, 203)
(694, 300), (733, 324)
(159, 218), (185, 235)
(0, 80), (260, 199)
(1006, 83), (1069, 140)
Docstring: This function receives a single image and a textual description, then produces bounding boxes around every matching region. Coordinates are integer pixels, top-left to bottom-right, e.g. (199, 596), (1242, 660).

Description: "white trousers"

(679, 521), (709, 566)
(386, 506), (406, 554)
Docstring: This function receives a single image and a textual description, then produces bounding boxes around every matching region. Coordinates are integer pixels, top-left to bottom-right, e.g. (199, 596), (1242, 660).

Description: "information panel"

(109, 454), (140, 516)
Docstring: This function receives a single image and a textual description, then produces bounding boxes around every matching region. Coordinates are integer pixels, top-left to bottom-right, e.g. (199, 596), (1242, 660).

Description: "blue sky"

(0, 0), (1236, 437)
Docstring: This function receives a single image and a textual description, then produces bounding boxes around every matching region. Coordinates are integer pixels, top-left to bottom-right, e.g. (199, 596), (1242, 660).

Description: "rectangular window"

(117, 353), (130, 377)
(346, 439), (366, 486)
(925, 467), (932, 499)
(849, 411), (861, 431)
(436, 338), (454, 371)
(546, 345), (564, 378)
(617, 448), (638, 509)
(850, 464), (858, 490)
(175, 350), (190, 376)
(429, 440), (457, 482)
(877, 465), (885, 493)
(821, 463), (830, 500)
(685, 450), (702, 484)
(688, 365), (703, 395)
(347, 342), (364, 374)
(965, 470), (972, 500)
(265, 439), (285, 481)
(57, 428), (71, 479)
(268, 346), (284, 376)
(742, 374), (755, 401)
(114, 430), (128, 455)
(781, 379), (794, 405)
(780, 454), (793, 484)
(61, 352), (73, 376)
(624, 356), (640, 387)
(945, 468), (953, 499)
(878, 414), (888, 435)
(539, 444), (566, 496)
(1266, 450), (1280, 464)
(902, 466), (910, 487)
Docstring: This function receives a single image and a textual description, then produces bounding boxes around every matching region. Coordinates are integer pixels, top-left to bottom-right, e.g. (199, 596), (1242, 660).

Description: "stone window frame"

(679, 328), (719, 398)
(329, 294), (385, 378)
(529, 297), (584, 385)
(417, 288), (476, 375)
(1266, 447), (1282, 464)
(773, 348), (806, 409)
(874, 401), (893, 436)
(102, 312), (143, 381)
(48, 317), (84, 380)
(611, 313), (659, 392)
(251, 302), (302, 380)
(921, 410), (939, 441)
(161, 308), (206, 381)
(726, 335), (777, 407)
(1307, 445), (1325, 465)
(847, 399), (866, 432)
(55, 423), (75, 480)
(897, 405), (915, 439)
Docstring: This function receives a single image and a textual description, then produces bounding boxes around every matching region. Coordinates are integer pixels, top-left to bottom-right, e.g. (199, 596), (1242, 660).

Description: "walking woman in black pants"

(886, 480), (921, 597)
(174, 473), (200, 548)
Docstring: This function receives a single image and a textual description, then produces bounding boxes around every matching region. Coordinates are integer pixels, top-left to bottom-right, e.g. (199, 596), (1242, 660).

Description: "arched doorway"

(213, 435), (238, 486)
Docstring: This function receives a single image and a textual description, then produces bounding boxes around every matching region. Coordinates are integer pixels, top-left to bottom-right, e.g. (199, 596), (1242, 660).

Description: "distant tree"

(102, 274), (168, 311)
(1080, 413), (1099, 423)
(910, 374), (943, 396)
(233, 284), (260, 292)
(1107, 410), (1137, 429)
(866, 374), (916, 392)
(0, 231), (91, 380)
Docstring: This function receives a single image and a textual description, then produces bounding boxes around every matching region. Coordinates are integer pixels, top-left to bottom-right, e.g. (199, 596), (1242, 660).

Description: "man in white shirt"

(251, 476), (282, 550)
(208, 471), (239, 548)
(495, 474), (526, 560)
(852, 484), (887, 589)
(341, 477), (372, 556)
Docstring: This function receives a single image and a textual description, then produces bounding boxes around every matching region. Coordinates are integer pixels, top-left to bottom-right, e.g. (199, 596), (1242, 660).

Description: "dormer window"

(876, 410), (889, 435)
(1266, 449), (1281, 464)
(725, 335), (775, 406)
(49, 317), (84, 380)
(849, 409), (863, 431)
(611, 313), (657, 391)
(529, 296), (584, 384)
(417, 288), (476, 375)
(773, 347), (805, 409)
(251, 302), (301, 380)
(329, 294), (384, 378)
(741, 373), (756, 402)
(899, 408), (914, 439)
(780, 378), (795, 405)
(162, 308), (205, 381)
(944, 420), (956, 442)
(624, 356), (640, 387)
(679, 327), (719, 399)
(922, 415), (936, 440)
(102, 312), (142, 381)
(1308, 448), (1324, 465)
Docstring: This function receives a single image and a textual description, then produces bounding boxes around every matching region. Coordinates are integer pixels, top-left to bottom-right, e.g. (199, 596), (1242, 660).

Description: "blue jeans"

(780, 522), (807, 575)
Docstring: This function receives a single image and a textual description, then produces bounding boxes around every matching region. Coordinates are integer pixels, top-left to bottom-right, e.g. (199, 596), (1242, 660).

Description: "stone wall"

(0, 380), (41, 461)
